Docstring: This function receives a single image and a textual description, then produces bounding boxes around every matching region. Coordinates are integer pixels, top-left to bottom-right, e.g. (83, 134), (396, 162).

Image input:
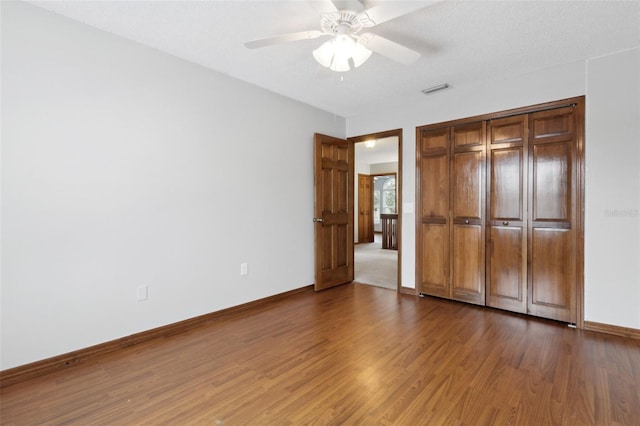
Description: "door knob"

(464, 219), (470, 224)
(503, 221), (509, 226)
(313, 218), (324, 223)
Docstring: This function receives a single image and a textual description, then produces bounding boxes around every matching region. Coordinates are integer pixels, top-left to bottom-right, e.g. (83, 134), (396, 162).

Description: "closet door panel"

(489, 148), (523, 220)
(420, 128), (448, 151)
(451, 122), (485, 305)
(417, 127), (450, 298)
(418, 153), (450, 297)
(532, 110), (573, 140)
(490, 117), (526, 145)
(454, 124), (484, 149)
(529, 228), (574, 321)
(452, 151), (484, 220)
(420, 224), (449, 297)
(452, 224), (484, 304)
(421, 155), (449, 219)
(486, 116), (527, 314)
(528, 107), (578, 324)
(532, 141), (571, 222)
(487, 226), (526, 312)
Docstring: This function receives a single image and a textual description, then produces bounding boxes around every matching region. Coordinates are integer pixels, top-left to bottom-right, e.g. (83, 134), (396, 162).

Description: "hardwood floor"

(2, 283), (639, 425)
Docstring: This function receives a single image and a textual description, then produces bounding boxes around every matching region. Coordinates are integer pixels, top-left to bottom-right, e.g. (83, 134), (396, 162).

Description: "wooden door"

(450, 123), (486, 305)
(416, 127), (450, 298)
(357, 174), (374, 243)
(486, 116), (528, 313)
(314, 133), (354, 291)
(527, 107), (578, 323)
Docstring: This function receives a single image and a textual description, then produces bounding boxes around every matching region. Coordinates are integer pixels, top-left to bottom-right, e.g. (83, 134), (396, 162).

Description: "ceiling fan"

(244, 0), (437, 72)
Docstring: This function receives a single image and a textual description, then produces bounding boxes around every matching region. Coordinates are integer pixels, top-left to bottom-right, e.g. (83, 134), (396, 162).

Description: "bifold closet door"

(450, 123), (486, 305)
(527, 107), (578, 323)
(417, 127), (450, 298)
(416, 98), (583, 324)
(486, 116), (528, 313)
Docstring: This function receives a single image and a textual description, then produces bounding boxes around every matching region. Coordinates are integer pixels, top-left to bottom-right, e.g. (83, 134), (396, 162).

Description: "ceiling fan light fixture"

(313, 40), (334, 68)
(330, 54), (351, 72)
(247, 2), (425, 74)
(334, 34), (355, 57)
(313, 34), (372, 72)
(330, 35), (354, 72)
(351, 41), (372, 68)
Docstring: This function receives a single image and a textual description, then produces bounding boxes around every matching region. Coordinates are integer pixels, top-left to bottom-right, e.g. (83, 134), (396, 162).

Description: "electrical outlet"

(137, 285), (148, 301)
(240, 263), (248, 276)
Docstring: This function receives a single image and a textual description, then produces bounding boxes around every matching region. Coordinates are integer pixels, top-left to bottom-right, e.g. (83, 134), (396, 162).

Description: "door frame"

(349, 129), (403, 293)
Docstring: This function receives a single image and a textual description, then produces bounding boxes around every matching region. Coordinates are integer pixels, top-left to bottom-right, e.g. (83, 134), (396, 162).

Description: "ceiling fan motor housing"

(320, 10), (374, 37)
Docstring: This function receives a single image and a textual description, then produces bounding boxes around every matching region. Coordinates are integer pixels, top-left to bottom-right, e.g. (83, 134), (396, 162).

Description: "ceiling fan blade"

(245, 31), (326, 49)
(363, 1), (441, 26)
(331, 0), (365, 12)
(312, 0), (339, 14)
(364, 34), (420, 65)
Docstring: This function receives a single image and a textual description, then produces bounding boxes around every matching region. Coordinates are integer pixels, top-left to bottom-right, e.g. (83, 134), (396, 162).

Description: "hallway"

(354, 233), (397, 290)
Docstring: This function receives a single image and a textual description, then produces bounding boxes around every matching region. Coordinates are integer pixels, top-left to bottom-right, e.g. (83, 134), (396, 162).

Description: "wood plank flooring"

(1, 283), (639, 425)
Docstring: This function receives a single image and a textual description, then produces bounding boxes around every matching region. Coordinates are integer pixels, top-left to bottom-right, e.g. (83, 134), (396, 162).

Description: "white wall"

(585, 48), (640, 329)
(1, 1), (345, 370)
(348, 52), (640, 329)
(370, 162), (398, 175)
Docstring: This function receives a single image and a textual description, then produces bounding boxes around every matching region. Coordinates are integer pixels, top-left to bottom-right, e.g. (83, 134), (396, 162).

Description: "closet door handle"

(502, 221), (509, 226)
(464, 219), (470, 224)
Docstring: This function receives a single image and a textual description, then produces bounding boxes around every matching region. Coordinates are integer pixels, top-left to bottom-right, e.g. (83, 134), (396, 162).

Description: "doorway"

(349, 130), (402, 291)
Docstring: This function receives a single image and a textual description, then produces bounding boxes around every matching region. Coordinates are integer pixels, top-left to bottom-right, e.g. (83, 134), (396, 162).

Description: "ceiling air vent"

(422, 83), (451, 95)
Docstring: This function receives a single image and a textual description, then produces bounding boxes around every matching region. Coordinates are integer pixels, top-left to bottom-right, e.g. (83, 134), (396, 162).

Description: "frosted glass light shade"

(352, 42), (372, 68)
(313, 40), (334, 68)
(330, 55), (350, 72)
(331, 35), (353, 72)
(313, 35), (372, 72)
(333, 34), (355, 59)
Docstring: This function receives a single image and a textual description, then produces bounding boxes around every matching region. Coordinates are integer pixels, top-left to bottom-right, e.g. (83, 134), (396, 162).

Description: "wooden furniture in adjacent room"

(381, 213), (398, 250)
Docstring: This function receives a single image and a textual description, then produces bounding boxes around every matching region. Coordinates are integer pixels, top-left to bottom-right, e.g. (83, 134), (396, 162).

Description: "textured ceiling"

(29, 0), (640, 118)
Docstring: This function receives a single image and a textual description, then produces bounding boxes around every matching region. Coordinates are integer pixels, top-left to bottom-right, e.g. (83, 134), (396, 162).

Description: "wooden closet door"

(417, 127), (450, 298)
(528, 107), (578, 323)
(486, 116), (528, 313)
(451, 123), (486, 305)
(358, 174), (374, 243)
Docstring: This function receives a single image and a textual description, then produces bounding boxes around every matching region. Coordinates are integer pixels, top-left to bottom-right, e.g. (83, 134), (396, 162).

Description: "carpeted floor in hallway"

(354, 233), (397, 290)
